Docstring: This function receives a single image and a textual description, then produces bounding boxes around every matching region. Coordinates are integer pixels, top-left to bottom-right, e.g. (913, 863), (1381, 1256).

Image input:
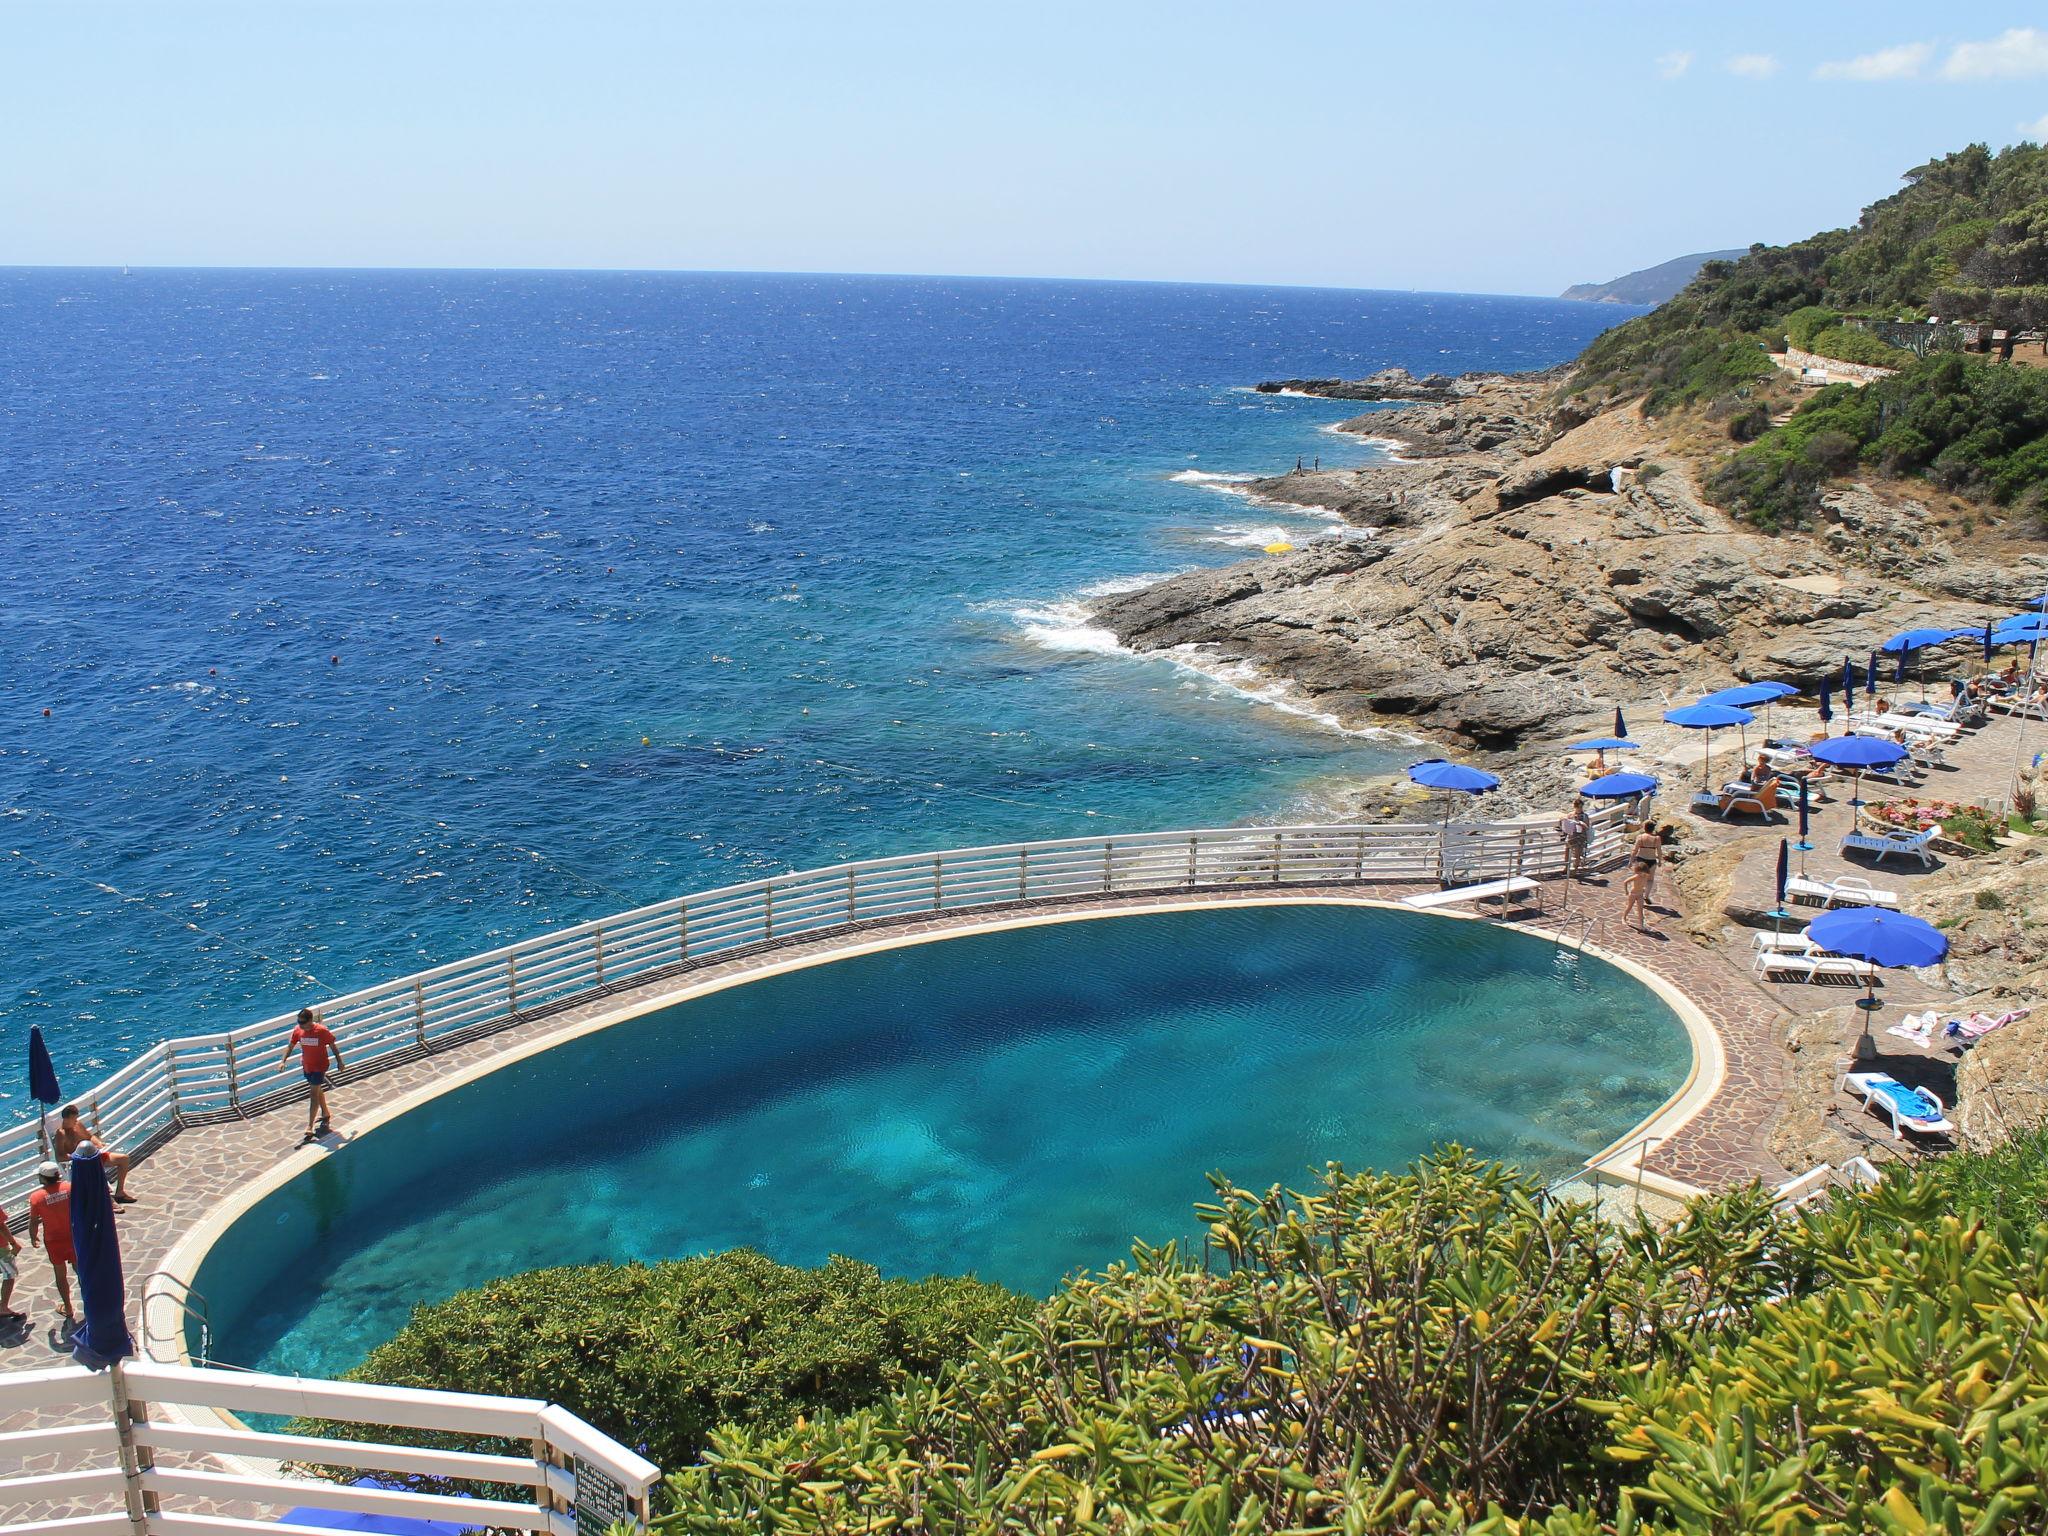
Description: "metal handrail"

(4, 812), (1628, 1212)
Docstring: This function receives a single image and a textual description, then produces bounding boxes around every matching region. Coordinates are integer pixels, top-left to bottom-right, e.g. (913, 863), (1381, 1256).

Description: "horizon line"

(0, 261), (1638, 306)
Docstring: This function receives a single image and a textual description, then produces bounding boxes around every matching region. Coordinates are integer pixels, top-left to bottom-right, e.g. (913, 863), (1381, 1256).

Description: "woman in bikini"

(1620, 822), (1663, 931)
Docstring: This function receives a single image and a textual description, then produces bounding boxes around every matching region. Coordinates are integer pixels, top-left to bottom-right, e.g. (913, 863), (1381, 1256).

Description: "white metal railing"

(4, 808), (1637, 1216)
(0, 1359), (660, 1536)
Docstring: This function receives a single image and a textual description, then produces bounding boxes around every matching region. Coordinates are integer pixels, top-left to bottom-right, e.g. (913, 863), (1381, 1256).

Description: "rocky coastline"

(1096, 367), (2035, 804)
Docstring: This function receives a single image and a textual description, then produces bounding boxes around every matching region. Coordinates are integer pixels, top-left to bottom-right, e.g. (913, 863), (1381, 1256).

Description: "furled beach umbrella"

(1614, 705), (1629, 741)
(1807, 906), (1949, 1019)
(1663, 702), (1754, 788)
(1771, 838), (1791, 929)
(66, 1144), (132, 1367)
(1794, 774), (1812, 860)
(27, 1026), (60, 1157)
(1817, 679), (1834, 731)
(1985, 621), (1997, 663)
(1865, 650), (1880, 702)
(1809, 733), (1908, 814)
(1842, 656), (1856, 708)
(1895, 650), (1909, 687)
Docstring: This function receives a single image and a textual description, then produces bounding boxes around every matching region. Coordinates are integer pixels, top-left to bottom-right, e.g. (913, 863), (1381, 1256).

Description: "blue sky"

(10, 2), (2048, 292)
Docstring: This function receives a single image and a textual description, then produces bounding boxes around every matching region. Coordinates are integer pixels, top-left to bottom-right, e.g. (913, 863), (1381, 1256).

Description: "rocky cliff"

(1094, 372), (2040, 755)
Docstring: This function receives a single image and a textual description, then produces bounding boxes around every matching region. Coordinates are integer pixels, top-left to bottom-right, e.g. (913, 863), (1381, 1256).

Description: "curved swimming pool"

(191, 902), (1692, 1378)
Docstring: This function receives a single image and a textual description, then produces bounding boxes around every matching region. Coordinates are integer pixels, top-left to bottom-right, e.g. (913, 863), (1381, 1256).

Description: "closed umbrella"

(1771, 838), (1791, 931)
(1809, 733), (1909, 816)
(1663, 702), (1755, 789)
(27, 1027), (60, 1158)
(1807, 906), (1949, 1019)
(1842, 656), (1856, 710)
(1818, 679), (1834, 732)
(66, 1144), (132, 1367)
(1614, 706), (1629, 741)
(1865, 650), (1880, 703)
(1793, 775), (1813, 875)
(1984, 621), (1996, 663)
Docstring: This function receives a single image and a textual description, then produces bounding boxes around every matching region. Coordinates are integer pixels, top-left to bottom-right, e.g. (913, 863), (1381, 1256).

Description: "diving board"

(1402, 876), (1540, 910)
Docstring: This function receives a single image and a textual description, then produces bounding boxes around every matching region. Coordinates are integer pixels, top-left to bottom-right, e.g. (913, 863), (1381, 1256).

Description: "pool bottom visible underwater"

(194, 903), (1691, 1378)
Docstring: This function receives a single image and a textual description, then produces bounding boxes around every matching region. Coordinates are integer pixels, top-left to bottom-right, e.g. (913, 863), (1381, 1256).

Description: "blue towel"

(1870, 1080), (1941, 1122)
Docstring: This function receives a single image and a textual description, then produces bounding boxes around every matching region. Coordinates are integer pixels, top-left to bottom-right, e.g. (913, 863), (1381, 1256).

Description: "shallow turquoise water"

(195, 904), (1689, 1378)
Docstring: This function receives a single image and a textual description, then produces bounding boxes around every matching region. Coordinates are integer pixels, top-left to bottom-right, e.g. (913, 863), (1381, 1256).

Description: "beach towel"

(1869, 1080), (1943, 1123)
(1885, 1010), (1939, 1047)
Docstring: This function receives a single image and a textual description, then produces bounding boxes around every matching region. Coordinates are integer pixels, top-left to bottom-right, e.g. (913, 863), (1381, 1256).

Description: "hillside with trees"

(1562, 143), (2048, 530)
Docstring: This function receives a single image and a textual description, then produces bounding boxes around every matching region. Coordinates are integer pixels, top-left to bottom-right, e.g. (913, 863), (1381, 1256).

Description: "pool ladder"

(141, 1270), (213, 1366)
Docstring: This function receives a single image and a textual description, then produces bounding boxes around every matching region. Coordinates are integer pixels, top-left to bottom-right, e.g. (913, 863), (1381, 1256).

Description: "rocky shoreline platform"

(1097, 367), (2039, 812)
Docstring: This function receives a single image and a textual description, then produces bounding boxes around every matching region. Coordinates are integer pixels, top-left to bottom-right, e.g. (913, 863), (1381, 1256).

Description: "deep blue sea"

(0, 271), (1627, 1096)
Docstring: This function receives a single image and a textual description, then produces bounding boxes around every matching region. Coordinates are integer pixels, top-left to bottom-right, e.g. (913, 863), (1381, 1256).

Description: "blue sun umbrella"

(1581, 771), (1658, 798)
(1842, 656), (1856, 705)
(1406, 758), (1498, 822)
(1770, 837), (1791, 927)
(1807, 906), (1949, 1016)
(1895, 650), (1908, 686)
(1985, 621), (1997, 662)
(66, 1144), (132, 1367)
(1700, 680), (1798, 740)
(1810, 733), (1908, 813)
(1663, 702), (1755, 787)
(1818, 679), (1834, 730)
(1878, 627), (1960, 654)
(27, 1026), (60, 1155)
(1865, 651), (1880, 701)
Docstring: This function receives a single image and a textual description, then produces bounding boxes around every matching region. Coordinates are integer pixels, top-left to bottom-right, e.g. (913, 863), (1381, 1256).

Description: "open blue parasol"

(1406, 758), (1500, 794)
(1663, 702), (1755, 787)
(1810, 733), (1908, 812)
(1581, 771), (1658, 798)
(1700, 680), (1798, 739)
(66, 1145), (132, 1367)
(1878, 626), (1961, 654)
(1807, 906), (1949, 1015)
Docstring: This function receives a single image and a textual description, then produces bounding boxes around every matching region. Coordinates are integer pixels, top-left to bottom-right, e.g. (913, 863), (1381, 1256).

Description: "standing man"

(27, 1161), (75, 1326)
(281, 1006), (344, 1144)
(52, 1106), (137, 1203)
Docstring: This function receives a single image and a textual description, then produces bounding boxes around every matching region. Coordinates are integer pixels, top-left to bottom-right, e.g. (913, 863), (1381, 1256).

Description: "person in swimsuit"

(0, 1196), (22, 1325)
(28, 1162), (75, 1325)
(52, 1105), (135, 1203)
(1620, 823), (1663, 930)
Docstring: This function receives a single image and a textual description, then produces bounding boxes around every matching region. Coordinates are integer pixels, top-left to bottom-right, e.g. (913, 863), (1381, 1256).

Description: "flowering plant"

(1869, 797), (1978, 830)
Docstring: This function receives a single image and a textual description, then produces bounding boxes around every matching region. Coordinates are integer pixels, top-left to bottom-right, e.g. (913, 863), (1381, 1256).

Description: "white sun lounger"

(1751, 929), (1817, 955)
(1988, 695), (2048, 719)
(1849, 711), (1959, 740)
(1839, 1072), (1954, 1139)
(1840, 826), (1938, 868)
(1402, 876), (1539, 910)
(1754, 948), (1878, 984)
(1784, 875), (1899, 909)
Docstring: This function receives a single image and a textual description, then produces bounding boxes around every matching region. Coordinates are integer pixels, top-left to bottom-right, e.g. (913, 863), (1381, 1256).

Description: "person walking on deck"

(0, 1199), (23, 1325)
(1620, 823), (1663, 932)
(282, 1006), (344, 1143)
(28, 1161), (76, 1325)
(1556, 799), (1590, 879)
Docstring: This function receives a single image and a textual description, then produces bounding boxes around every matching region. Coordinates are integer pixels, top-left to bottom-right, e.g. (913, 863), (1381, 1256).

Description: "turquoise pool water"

(194, 904), (1690, 1377)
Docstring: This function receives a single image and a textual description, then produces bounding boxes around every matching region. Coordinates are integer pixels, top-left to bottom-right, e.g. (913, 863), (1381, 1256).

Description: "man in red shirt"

(280, 1006), (345, 1143)
(27, 1161), (75, 1325)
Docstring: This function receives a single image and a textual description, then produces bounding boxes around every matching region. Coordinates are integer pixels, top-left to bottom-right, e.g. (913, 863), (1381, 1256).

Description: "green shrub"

(1940, 806), (2001, 851)
(1805, 324), (1913, 368)
(292, 1250), (1027, 1480)
(1975, 886), (2006, 909)
(652, 1139), (2048, 1534)
(1781, 304), (1839, 351)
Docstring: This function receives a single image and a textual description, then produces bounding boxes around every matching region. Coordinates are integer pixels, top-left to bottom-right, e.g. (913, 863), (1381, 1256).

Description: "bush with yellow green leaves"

(649, 1142), (2048, 1535)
